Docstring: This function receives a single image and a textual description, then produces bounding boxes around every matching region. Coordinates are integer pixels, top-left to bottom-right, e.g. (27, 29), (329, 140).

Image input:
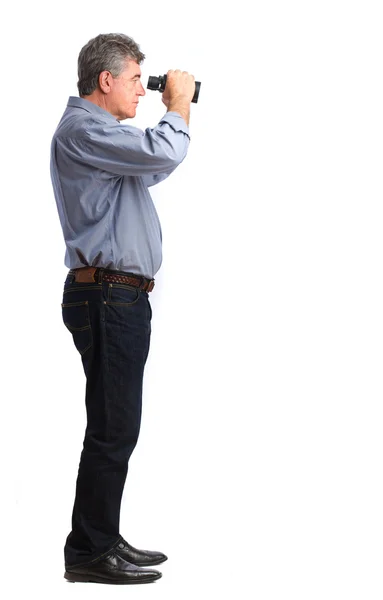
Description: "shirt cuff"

(159, 112), (190, 138)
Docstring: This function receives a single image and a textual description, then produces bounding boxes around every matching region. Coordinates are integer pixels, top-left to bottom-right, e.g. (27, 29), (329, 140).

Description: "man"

(50, 32), (195, 585)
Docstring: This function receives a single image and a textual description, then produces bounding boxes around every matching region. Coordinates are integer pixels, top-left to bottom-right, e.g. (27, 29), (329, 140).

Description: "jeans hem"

(65, 534), (123, 570)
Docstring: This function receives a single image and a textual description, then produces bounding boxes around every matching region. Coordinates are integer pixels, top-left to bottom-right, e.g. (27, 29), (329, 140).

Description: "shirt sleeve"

(57, 112), (190, 178)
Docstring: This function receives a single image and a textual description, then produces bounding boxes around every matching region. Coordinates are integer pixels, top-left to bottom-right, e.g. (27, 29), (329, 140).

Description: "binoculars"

(147, 74), (201, 103)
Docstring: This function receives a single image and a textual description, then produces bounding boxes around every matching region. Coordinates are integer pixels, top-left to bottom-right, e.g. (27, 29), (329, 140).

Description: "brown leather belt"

(69, 267), (155, 293)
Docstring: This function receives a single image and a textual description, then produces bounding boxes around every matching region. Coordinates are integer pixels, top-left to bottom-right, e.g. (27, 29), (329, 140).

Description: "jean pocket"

(61, 300), (92, 355)
(63, 285), (102, 295)
(105, 283), (140, 307)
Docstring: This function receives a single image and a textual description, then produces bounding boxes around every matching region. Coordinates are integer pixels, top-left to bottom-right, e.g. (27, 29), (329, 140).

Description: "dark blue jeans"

(61, 269), (152, 568)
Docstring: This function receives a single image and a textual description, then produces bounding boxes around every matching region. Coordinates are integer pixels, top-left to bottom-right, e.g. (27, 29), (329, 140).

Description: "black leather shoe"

(64, 551), (162, 584)
(115, 538), (168, 566)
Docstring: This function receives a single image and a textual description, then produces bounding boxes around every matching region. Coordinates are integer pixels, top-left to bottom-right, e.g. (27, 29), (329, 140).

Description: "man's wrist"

(167, 98), (190, 126)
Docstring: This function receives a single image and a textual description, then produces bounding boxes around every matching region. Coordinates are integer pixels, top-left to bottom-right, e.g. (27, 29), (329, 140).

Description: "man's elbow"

(163, 142), (189, 170)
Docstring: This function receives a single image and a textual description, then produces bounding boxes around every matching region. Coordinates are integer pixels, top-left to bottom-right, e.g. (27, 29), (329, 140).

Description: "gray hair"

(77, 33), (146, 96)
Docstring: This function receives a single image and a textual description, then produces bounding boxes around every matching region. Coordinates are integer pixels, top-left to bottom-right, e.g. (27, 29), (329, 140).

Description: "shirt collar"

(67, 96), (120, 122)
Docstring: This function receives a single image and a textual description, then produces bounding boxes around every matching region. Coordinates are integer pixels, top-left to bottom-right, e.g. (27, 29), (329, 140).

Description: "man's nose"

(139, 82), (146, 96)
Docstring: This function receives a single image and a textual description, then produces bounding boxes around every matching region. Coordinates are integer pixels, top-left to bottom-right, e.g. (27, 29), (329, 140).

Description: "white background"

(1, 0), (383, 598)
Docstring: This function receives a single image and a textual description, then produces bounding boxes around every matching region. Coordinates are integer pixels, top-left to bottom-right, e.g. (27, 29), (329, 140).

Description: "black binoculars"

(147, 74), (201, 103)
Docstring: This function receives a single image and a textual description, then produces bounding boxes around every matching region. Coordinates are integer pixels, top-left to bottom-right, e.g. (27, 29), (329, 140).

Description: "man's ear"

(98, 71), (113, 94)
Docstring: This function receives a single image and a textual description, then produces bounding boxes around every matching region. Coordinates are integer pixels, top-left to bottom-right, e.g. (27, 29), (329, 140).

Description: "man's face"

(109, 60), (146, 120)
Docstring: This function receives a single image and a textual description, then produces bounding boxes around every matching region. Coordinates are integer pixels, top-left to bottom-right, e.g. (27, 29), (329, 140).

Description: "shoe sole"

(64, 571), (162, 584)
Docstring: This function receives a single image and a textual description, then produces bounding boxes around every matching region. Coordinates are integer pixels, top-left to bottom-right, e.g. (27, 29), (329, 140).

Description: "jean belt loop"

(97, 268), (104, 284)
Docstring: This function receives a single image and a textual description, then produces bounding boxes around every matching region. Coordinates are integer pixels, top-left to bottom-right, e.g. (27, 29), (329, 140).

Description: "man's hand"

(161, 70), (195, 108)
(161, 70), (195, 126)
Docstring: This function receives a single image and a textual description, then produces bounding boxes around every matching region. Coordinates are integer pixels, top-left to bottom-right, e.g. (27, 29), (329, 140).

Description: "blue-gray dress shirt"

(50, 96), (190, 279)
